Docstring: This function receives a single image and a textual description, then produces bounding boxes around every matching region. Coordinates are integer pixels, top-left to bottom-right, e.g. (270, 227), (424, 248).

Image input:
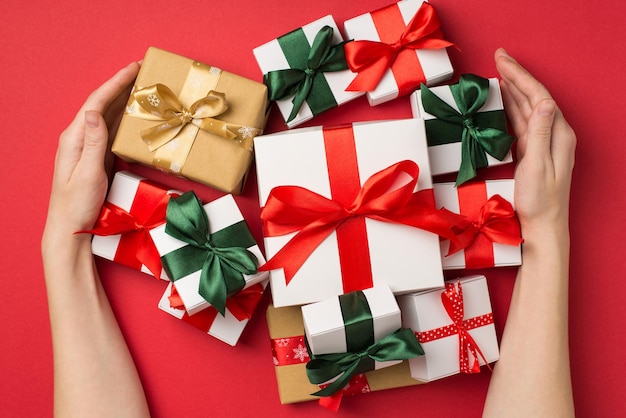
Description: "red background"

(1, 0), (624, 416)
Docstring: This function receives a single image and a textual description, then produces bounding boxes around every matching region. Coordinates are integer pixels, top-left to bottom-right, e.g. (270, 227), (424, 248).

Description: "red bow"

(345, 2), (454, 92)
(84, 181), (171, 278)
(169, 282), (265, 321)
(259, 160), (462, 284)
(441, 281), (491, 374)
(447, 194), (523, 256)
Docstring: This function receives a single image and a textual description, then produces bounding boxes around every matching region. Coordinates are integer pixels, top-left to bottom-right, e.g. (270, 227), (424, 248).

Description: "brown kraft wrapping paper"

(112, 47), (268, 194)
(266, 304), (423, 405)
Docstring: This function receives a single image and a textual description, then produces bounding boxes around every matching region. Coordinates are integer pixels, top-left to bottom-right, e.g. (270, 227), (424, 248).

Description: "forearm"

(42, 232), (150, 418)
(483, 224), (574, 417)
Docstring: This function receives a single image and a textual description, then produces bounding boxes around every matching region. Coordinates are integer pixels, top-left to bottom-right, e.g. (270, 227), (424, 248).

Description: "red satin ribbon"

(270, 335), (370, 411)
(260, 127), (463, 288)
(345, 2), (454, 94)
(84, 179), (172, 278)
(416, 281), (492, 374)
(446, 182), (522, 269)
(169, 282), (265, 322)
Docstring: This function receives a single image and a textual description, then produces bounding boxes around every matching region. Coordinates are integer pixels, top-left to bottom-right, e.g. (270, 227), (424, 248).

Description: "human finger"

(500, 80), (526, 138)
(494, 49), (553, 110)
(524, 98), (557, 172)
(550, 112), (576, 176)
(79, 111), (109, 175)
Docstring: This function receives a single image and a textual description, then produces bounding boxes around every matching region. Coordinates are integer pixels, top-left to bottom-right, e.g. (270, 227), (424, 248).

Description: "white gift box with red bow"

(397, 275), (499, 382)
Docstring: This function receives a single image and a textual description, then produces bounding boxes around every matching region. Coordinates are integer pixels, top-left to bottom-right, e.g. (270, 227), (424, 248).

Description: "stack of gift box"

(84, 0), (525, 410)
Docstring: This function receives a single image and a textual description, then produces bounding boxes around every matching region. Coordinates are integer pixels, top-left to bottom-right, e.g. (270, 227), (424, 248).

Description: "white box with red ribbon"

(343, 0), (454, 106)
(433, 180), (522, 270)
(397, 275), (499, 382)
(254, 118), (448, 307)
(90, 171), (177, 280)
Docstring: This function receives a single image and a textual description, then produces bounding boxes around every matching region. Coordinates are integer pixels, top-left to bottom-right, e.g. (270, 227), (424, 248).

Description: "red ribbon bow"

(169, 282), (265, 322)
(345, 2), (454, 92)
(447, 194), (523, 256)
(259, 160), (462, 284)
(83, 180), (172, 278)
(441, 281), (491, 374)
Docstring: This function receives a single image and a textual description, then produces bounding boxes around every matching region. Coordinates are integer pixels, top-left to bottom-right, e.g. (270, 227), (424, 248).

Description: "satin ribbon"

(162, 191), (258, 316)
(259, 159), (464, 285)
(446, 183), (522, 268)
(420, 74), (515, 185)
(264, 25), (349, 123)
(422, 281), (492, 374)
(306, 328), (424, 397)
(81, 179), (171, 278)
(169, 282), (264, 322)
(345, 2), (454, 93)
(129, 84), (256, 150)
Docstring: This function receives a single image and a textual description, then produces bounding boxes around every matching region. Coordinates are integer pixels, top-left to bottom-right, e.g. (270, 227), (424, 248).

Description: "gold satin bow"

(129, 84), (257, 151)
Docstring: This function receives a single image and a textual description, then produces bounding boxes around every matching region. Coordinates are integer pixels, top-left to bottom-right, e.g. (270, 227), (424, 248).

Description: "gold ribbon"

(125, 62), (262, 174)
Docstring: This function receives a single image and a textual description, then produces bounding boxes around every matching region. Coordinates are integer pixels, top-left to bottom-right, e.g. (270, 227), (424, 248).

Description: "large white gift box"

(397, 275), (499, 382)
(343, 0), (454, 106)
(151, 194), (268, 315)
(253, 15), (363, 128)
(434, 180), (522, 270)
(254, 118), (445, 307)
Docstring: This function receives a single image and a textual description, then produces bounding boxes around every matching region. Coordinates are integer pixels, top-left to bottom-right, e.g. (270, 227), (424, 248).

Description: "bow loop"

(264, 25), (349, 123)
(421, 74), (516, 186)
(306, 328), (423, 397)
(130, 84), (238, 151)
(164, 192), (259, 316)
(447, 194), (522, 255)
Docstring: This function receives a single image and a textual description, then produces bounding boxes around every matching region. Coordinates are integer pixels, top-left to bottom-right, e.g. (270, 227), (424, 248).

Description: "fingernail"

(85, 111), (100, 128)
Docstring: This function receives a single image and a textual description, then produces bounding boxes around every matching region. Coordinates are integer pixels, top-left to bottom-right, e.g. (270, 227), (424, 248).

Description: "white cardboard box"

(253, 15), (363, 128)
(151, 194), (268, 315)
(398, 275), (499, 382)
(254, 118), (444, 307)
(343, 0), (453, 106)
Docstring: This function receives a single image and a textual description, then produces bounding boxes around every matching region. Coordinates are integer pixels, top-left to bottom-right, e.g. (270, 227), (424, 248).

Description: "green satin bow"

(306, 328), (424, 397)
(420, 74), (515, 186)
(162, 192), (258, 316)
(264, 25), (349, 123)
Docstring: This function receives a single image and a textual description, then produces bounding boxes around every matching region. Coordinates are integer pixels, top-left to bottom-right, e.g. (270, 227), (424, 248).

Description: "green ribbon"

(305, 291), (424, 397)
(264, 25), (348, 123)
(420, 74), (515, 186)
(162, 191), (258, 316)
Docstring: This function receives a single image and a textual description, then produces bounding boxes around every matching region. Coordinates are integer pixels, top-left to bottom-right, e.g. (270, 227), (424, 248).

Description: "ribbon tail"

(287, 74), (314, 123)
(310, 360), (361, 398)
(136, 231), (163, 279)
(198, 253), (229, 316)
(318, 392), (343, 412)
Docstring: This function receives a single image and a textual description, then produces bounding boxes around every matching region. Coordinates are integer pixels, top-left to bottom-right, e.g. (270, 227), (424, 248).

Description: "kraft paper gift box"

(158, 280), (267, 346)
(89, 171), (177, 280)
(268, 304), (423, 406)
(410, 75), (515, 185)
(253, 15), (363, 128)
(397, 275), (499, 382)
(343, 0), (454, 106)
(112, 47), (268, 194)
(433, 180), (522, 270)
(254, 118), (449, 308)
(151, 193), (269, 316)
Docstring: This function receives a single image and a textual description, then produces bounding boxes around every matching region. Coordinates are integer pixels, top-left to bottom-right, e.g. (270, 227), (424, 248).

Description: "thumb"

(82, 110), (109, 168)
(524, 99), (556, 163)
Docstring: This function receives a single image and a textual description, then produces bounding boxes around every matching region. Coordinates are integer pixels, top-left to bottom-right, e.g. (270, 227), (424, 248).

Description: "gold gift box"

(267, 304), (423, 404)
(112, 47), (269, 194)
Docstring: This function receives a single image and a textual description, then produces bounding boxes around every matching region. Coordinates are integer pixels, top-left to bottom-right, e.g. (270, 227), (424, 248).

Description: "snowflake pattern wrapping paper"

(266, 304), (422, 405)
(112, 47), (269, 194)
